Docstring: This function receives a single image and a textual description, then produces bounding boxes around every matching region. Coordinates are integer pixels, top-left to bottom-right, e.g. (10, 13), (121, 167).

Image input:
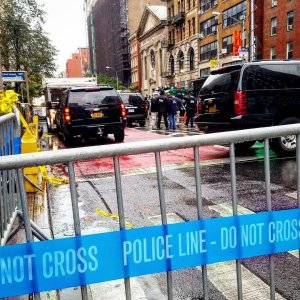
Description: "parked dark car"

(195, 60), (300, 155)
(56, 86), (126, 146)
(118, 92), (149, 127)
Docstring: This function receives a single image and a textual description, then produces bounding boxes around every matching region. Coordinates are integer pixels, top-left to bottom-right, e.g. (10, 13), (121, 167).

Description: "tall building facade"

(127, 0), (165, 91)
(66, 48), (89, 78)
(262, 0), (300, 59)
(85, 0), (131, 86)
(165, 0), (199, 89)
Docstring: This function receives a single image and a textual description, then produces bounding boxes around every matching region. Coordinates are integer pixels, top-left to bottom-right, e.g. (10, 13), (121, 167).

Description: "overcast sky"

(37, 0), (87, 74)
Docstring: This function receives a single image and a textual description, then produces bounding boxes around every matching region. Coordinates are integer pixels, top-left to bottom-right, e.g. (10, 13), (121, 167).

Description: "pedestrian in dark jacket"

(150, 93), (159, 129)
(156, 90), (169, 130)
(167, 93), (179, 130)
(185, 92), (197, 128)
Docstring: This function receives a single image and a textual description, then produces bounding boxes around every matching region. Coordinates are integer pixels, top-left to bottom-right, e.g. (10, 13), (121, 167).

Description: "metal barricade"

(0, 113), (19, 246)
(0, 124), (300, 300)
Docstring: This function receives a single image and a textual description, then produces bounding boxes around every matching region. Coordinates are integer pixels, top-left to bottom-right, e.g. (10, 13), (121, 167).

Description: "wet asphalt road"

(49, 124), (300, 300)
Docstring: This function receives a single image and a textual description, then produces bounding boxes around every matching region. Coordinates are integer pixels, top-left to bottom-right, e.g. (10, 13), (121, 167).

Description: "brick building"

(262, 0), (300, 59)
(66, 48), (89, 78)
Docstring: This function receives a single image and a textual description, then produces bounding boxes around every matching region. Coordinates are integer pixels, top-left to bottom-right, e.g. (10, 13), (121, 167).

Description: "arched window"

(189, 48), (195, 71)
(178, 51), (184, 73)
(169, 55), (175, 74)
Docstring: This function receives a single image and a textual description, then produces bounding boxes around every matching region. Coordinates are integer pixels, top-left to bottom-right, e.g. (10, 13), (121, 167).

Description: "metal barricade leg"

(155, 152), (173, 300)
(264, 139), (275, 300)
(113, 156), (132, 300)
(17, 169), (41, 300)
(230, 143), (243, 300)
(194, 147), (208, 300)
(68, 162), (88, 300)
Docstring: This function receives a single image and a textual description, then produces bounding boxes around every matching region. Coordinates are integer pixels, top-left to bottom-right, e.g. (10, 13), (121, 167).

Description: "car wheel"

(270, 117), (300, 156)
(235, 140), (256, 152)
(139, 120), (146, 127)
(114, 131), (125, 143)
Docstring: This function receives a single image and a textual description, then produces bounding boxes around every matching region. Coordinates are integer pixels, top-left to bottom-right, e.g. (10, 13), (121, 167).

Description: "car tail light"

(197, 96), (203, 114)
(121, 103), (126, 118)
(64, 107), (71, 124)
(234, 91), (247, 116)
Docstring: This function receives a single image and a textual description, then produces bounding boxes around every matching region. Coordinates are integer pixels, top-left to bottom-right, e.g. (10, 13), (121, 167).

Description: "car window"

(200, 70), (240, 95)
(242, 64), (300, 90)
(68, 89), (120, 105)
(119, 94), (144, 105)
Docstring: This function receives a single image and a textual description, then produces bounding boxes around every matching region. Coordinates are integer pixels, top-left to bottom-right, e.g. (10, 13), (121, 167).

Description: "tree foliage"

(97, 73), (127, 91)
(0, 0), (57, 97)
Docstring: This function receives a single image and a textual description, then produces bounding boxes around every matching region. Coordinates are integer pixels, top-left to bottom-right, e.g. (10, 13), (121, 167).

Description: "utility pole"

(250, 0), (255, 61)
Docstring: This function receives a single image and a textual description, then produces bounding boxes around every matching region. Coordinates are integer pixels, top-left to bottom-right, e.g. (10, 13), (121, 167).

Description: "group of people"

(149, 90), (197, 130)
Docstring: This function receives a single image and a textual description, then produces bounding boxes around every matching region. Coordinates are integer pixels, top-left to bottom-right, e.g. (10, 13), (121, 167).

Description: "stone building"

(165, 0), (199, 89)
(137, 5), (168, 95)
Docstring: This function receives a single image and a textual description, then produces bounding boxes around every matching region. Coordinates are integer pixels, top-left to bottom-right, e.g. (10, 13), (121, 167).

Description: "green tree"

(0, 0), (57, 98)
(97, 73), (127, 91)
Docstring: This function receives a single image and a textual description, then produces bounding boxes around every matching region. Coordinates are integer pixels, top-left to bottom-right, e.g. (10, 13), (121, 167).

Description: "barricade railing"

(0, 113), (19, 246)
(0, 124), (300, 300)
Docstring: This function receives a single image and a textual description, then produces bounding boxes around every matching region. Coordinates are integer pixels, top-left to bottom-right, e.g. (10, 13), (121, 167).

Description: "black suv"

(56, 86), (126, 145)
(196, 61), (300, 155)
(118, 92), (149, 127)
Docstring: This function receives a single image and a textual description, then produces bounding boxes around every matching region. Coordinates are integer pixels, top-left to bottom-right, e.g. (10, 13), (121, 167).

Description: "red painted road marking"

(74, 128), (229, 177)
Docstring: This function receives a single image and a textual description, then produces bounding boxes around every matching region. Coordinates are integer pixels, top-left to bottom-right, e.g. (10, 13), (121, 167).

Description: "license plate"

(91, 112), (104, 118)
(128, 109), (135, 113)
(208, 106), (217, 113)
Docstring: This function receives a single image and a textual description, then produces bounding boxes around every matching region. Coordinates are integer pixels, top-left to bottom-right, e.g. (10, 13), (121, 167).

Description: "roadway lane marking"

(149, 209), (285, 299)
(209, 203), (299, 258)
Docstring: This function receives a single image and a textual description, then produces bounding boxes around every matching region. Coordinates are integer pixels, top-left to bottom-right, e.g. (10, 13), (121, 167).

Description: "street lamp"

(212, 11), (221, 68)
(105, 66), (119, 91)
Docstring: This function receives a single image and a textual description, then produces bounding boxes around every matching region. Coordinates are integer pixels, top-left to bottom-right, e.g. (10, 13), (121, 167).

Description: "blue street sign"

(2, 71), (26, 82)
(0, 208), (299, 298)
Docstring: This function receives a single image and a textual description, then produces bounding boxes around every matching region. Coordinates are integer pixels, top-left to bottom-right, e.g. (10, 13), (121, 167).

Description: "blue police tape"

(1, 208), (300, 297)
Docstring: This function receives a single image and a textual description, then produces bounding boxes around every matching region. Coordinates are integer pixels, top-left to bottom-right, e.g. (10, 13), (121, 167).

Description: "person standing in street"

(167, 93), (179, 130)
(185, 92), (197, 128)
(150, 92), (159, 129)
(156, 90), (169, 130)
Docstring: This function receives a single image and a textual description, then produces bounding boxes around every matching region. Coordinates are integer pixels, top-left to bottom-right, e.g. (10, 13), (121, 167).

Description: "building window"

(200, 0), (218, 14)
(222, 35), (233, 54)
(189, 48), (195, 71)
(193, 0), (196, 7)
(223, 1), (247, 28)
(200, 41), (217, 61)
(200, 16), (218, 36)
(287, 11), (294, 31)
(187, 0), (191, 11)
(150, 50), (155, 69)
(271, 0), (277, 7)
(271, 17), (277, 36)
(286, 41), (293, 59)
(178, 51), (184, 73)
(188, 20), (191, 36)
(192, 18), (196, 35)
(170, 55), (175, 74)
(270, 47), (276, 59)
(200, 67), (210, 77)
